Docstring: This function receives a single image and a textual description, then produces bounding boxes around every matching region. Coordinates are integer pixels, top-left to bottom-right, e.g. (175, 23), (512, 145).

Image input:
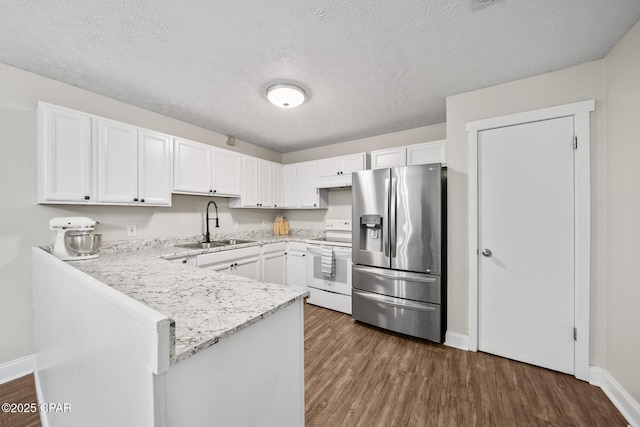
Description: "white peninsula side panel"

(163, 301), (304, 427)
(32, 248), (171, 427)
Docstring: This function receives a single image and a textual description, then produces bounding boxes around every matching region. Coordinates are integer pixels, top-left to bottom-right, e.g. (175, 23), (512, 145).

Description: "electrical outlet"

(127, 225), (137, 237)
(262, 220), (267, 228)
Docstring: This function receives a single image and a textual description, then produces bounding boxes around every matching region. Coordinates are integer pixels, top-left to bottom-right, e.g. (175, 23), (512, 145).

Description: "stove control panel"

(326, 219), (352, 231)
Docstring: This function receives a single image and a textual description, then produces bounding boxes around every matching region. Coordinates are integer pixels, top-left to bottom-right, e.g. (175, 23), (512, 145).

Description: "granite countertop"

(68, 232), (320, 365)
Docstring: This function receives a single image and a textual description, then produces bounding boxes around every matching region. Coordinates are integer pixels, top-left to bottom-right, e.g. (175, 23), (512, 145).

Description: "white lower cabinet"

(196, 246), (261, 280)
(194, 242), (307, 287)
(262, 242), (287, 286)
(286, 242), (308, 288)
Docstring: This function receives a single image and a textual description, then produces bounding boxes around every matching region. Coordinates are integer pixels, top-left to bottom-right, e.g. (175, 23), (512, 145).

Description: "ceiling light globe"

(266, 84), (305, 108)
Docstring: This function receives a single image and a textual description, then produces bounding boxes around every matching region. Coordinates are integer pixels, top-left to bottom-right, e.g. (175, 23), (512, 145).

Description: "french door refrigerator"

(352, 164), (446, 343)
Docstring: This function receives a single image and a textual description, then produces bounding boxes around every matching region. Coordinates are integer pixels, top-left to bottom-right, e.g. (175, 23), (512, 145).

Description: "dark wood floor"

(304, 303), (627, 427)
(0, 306), (626, 427)
(0, 374), (41, 427)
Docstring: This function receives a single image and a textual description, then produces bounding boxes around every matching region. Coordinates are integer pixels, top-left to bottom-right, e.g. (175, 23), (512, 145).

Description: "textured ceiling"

(1, 1), (639, 153)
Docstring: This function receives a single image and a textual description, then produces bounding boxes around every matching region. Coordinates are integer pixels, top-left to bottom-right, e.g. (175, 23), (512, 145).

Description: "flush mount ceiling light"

(266, 84), (306, 108)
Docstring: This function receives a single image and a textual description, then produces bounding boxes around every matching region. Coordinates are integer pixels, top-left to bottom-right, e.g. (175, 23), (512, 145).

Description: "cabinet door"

(297, 161), (319, 208)
(286, 251), (307, 287)
(212, 149), (241, 196)
(263, 251), (286, 285)
(241, 156), (260, 207)
(258, 161), (274, 208)
(173, 138), (213, 194)
(342, 154), (366, 174)
(406, 140), (447, 166)
(138, 130), (172, 206)
(37, 103), (93, 203)
(234, 256), (261, 280)
(97, 119), (138, 203)
(272, 163), (283, 209)
(371, 147), (406, 169)
(317, 157), (342, 179)
(283, 165), (298, 208)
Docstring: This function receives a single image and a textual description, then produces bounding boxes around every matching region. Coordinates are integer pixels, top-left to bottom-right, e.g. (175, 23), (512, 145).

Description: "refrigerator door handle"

(354, 266), (437, 283)
(390, 176), (397, 258)
(383, 177), (390, 257)
(353, 289), (437, 312)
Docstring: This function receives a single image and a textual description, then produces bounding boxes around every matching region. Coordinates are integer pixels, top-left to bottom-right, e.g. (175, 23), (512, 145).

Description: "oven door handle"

(353, 290), (436, 311)
(354, 266), (436, 283)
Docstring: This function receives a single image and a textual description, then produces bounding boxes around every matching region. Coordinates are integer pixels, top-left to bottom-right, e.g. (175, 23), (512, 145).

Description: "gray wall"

(603, 19), (640, 403)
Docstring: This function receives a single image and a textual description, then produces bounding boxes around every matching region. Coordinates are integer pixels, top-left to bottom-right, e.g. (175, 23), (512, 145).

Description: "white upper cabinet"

(97, 119), (139, 203)
(371, 140), (447, 169)
(283, 165), (298, 208)
(97, 119), (172, 206)
(281, 162), (328, 209)
(212, 148), (242, 196)
(229, 156), (276, 208)
(272, 163), (283, 209)
(37, 102), (93, 203)
(173, 138), (213, 194)
(37, 102), (172, 206)
(137, 130), (172, 206)
(371, 147), (407, 169)
(173, 138), (241, 197)
(298, 161), (328, 208)
(406, 140), (447, 166)
(316, 153), (369, 188)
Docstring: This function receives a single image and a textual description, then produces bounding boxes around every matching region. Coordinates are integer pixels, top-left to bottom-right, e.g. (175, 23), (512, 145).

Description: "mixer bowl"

(66, 232), (102, 256)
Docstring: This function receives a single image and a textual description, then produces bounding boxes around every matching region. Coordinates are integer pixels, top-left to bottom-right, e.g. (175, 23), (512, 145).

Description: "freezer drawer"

(352, 265), (441, 304)
(352, 289), (443, 343)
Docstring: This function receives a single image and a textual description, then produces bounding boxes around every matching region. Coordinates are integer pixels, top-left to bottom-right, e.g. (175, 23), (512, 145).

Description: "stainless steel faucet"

(204, 201), (219, 243)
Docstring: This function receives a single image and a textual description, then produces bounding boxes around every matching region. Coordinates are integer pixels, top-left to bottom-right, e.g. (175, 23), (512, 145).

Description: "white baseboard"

(444, 331), (468, 351)
(0, 354), (35, 384)
(600, 369), (640, 427)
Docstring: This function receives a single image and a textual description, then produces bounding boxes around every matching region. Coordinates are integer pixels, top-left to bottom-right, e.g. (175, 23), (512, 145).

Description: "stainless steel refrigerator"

(352, 164), (446, 343)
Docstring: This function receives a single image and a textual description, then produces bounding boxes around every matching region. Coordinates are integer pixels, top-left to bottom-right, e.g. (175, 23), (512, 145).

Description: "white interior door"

(478, 116), (575, 374)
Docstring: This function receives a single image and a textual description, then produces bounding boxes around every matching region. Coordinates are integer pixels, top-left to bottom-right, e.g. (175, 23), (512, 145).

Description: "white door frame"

(466, 100), (595, 381)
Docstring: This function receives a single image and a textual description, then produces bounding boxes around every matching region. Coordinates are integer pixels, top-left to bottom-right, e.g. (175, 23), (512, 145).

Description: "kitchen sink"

(175, 242), (227, 249)
(215, 239), (256, 245)
(174, 239), (255, 250)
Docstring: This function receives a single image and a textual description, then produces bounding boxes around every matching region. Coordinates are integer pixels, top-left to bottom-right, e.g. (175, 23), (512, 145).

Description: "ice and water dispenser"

(359, 214), (383, 252)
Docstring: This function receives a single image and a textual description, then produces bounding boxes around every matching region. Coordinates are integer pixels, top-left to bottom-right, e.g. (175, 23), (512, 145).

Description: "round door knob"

(482, 249), (492, 257)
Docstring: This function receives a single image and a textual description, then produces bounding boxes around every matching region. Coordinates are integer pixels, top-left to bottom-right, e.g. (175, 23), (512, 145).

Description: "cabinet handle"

(182, 259), (187, 264)
(313, 203), (317, 207)
(141, 199), (145, 203)
(213, 190), (217, 193)
(84, 195), (90, 200)
(302, 254), (306, 257)
(209, 189), (213, 193)
(133, 198), (139, 202)
(274, 204), (277, 207)
(234, 263), (238, 267)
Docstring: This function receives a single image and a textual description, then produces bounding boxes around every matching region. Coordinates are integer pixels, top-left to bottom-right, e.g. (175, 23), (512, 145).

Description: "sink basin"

(216, 239), (256, 245)
(175, 242), (226, 249)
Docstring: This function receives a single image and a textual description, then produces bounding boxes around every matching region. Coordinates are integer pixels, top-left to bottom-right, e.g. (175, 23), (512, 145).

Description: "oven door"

(306, 245), (352, 295)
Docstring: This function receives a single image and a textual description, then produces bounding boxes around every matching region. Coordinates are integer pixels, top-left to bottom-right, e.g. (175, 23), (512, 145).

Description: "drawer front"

(352, 265), (441, 304)
(352, 289), (443, 343)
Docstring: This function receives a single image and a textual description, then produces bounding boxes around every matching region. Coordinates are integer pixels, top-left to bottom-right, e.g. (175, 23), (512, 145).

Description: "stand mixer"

(50, 216), (101, 260)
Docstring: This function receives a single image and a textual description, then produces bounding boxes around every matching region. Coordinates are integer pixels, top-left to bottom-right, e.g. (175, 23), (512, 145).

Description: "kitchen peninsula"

(32, 237), (308, 427)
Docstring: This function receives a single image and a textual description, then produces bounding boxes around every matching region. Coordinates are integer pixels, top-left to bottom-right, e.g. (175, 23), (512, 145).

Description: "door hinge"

(573, 136), (578, 149)
(573, 327), (577, 341)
